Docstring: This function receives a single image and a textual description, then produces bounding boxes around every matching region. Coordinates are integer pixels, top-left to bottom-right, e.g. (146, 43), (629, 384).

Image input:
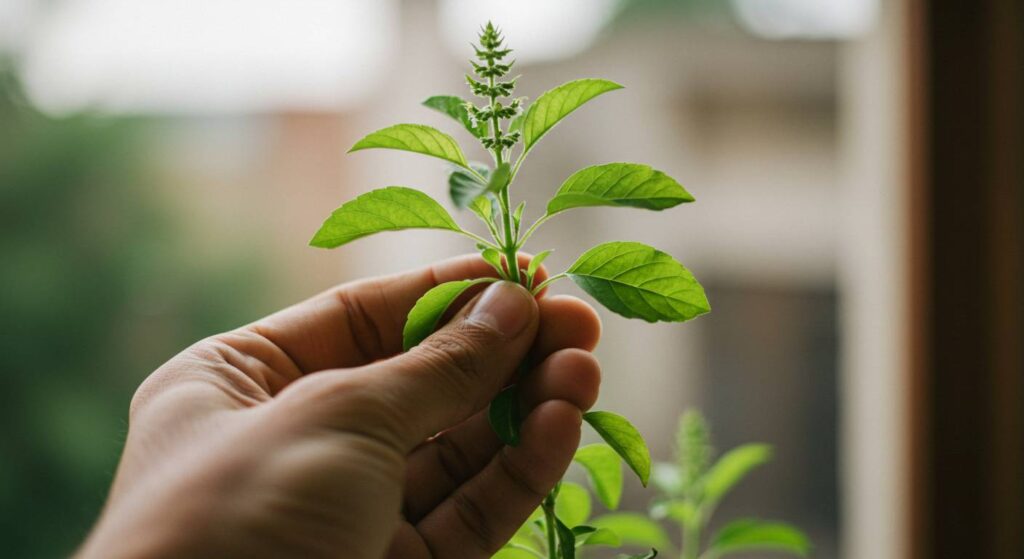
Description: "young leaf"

(468, 191), (493, 223)
(547, 163), (694, 215)
(527, 249), (552, 281)
(591, 513), (670, 549)
(402, 278), (495, 351)
(310, 187), (462, 248)
(350, 124), (469, 168)
(481, 248), (504, 275)
(567, 242), (710, 323)
(449, 164), (489, 208)
(422, 95), (488, 138)
(513, 201), (526, 232)
(554, 481), (591, 527)
(488, 384), (522, 446)
(450, 162), (511, 208)
(574, 444), (624, 510)
(555, 518), (577, 559)
(521, 78), (623, 153)
(701, 444), (772, 506)
(582, 411), (651, 486)
(709, 519), (810, 557)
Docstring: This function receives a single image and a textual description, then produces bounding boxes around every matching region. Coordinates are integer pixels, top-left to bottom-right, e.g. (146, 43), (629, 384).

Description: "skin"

(77, 254), (602, 559)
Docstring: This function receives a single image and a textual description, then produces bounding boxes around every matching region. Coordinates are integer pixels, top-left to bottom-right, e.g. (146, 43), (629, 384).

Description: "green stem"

(516, 213), (552, 249)
(531, 273), (567, 295)
(458, 229), (500, 250)
(542, 492), (559, 559)
(682, 520), (700, 559)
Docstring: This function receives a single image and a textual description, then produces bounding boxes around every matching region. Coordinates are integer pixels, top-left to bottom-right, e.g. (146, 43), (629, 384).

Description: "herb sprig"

(311, 22), (710, 559)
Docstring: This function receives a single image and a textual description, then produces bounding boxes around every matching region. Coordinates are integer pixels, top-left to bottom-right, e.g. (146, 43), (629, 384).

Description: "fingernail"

(469, 282), (534, 337)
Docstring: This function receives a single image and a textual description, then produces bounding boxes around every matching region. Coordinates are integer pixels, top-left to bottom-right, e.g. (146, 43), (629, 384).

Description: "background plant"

(311, 23), (709, 559)
(647, 410), (811, 559)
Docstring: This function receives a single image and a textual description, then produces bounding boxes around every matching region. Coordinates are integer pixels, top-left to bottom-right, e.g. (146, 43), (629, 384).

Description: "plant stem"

(682, 520), (700, 559)
(542, 492), (559, 559)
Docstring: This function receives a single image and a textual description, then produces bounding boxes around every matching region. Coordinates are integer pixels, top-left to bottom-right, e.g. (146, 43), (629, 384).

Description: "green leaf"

(468, 190), (495, 226)
(567, 242), (710, 323)
(582, 411), (651, 486)
(555, 518), (577, 559)
(350, 123), (469, 168)
(422, 95), (487, 138)
(513, 201), (526, 231)
(709, 519), (810, 557)
(450, 162), (510, 208)
(527, 249), (552, 281)
(701, 444), (772, 506)
(574, 444), (624, 510)
(488, 384), (522, 446)
(310, 186), (462, 249)
(449, 164), (489, 209)
(591, 513), (670, 549)
(554, 481), (591, 527)
(576, 527), (621, 547)
(522, 78), (623, 152)
(547, 163), (693, 215)
(481, 248), (504, 275)
(402, 278), (495, 351)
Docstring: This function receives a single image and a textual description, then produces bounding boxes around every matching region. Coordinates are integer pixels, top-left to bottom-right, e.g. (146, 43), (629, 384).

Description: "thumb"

(299, 281), (539, 451)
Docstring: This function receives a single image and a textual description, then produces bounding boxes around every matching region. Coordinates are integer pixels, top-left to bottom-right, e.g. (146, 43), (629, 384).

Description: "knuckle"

(451, 491), (498, 553)
(413, 322), (493, 384)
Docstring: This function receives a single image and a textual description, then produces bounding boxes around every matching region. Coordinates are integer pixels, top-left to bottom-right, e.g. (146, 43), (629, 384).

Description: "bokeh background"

(0, 1), (916, 557)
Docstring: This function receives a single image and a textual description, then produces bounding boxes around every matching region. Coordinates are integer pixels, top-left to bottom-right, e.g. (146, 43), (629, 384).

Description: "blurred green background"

(0, 69), (270, 557)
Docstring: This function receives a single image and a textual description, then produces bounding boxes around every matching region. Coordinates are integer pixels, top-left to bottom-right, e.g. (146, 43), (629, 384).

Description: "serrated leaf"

(488, 384), (522, 446)
(591, 514), (670, 549)
(567, 242), (710, 323)
(554, 481), (592, 527)
(547, 163), (693, 215)
(402, 278), (494, 351)
(450, 162), (511, 208)
(310, 187), (461, 248)
(583, 411), (651, 486)
(709, 519), (810, 557)
(422, 95), (488, 138)
(574, 444), (624, 510)
(350, 123), (469, 168)
(701, 444), (772, 506)
(522, 78), (623, 152)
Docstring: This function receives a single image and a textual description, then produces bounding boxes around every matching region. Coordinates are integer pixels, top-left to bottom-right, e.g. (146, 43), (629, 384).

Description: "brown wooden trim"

(912, 1), (1024, 557)
(904, 0), (929, 557)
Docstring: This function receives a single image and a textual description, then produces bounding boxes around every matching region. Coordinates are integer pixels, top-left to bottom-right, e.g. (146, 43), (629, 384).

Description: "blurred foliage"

(0, 67), (268, 557)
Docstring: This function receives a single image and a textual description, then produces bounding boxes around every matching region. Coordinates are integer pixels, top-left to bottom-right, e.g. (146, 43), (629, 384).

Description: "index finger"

(247, 253), (545, 374)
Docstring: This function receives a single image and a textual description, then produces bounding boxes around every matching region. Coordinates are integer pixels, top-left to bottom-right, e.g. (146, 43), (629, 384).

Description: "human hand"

(78, 255), (602, 559)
